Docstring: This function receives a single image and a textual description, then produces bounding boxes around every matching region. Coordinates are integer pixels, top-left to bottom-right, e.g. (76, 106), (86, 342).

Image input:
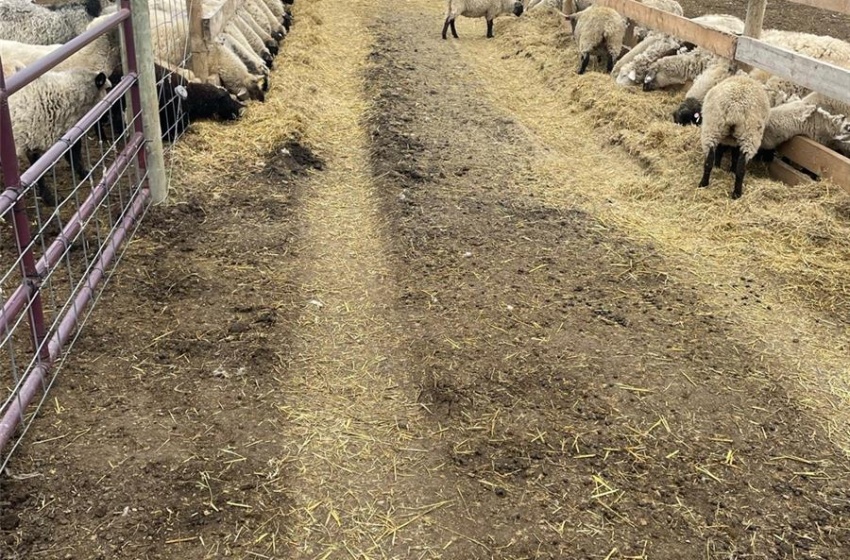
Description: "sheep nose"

(642, 81), (654, 92)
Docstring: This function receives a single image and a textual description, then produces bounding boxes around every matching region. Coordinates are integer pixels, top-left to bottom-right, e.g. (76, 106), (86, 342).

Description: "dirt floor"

(3, 0), (850, 558)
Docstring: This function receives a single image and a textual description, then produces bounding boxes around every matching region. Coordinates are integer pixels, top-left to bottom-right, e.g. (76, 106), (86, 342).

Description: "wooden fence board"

(203, 0), (239, 41)
(778, 137), (850, 192)
(768, 158), (814, 186)
(736, 37), (850, 107)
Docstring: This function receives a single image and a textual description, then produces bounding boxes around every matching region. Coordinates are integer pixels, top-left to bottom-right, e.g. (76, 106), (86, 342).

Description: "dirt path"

(3, 0), (850, 558)
(269, 7), (461, 556)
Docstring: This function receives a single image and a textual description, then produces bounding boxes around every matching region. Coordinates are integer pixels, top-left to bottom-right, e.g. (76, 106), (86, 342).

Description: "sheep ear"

(95, 72), (107, 89)
(628, 69), (636, 82)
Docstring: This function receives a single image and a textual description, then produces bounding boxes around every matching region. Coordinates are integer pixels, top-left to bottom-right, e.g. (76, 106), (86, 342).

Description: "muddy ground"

(2, 0), (850, 559)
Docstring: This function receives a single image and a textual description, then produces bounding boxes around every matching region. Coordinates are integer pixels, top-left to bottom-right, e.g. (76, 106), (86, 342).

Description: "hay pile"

(163, 1), (333, 194)
(475, 8), (850, 320)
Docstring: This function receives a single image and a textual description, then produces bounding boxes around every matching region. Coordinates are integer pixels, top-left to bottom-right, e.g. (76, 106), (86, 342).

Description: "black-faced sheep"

(8, 68), (112, 206)
(442, 0), (525, 40)
(697, 75), (770, 199)
(103, 64), (246, 142)
(566, 5), (626, 74)
(674, 30), (850, 127)
(0, 0), (102, 45)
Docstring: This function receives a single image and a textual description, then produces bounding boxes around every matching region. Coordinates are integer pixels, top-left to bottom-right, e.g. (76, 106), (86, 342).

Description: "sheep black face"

(84, 0), (102, 17)
(513, 1), (524, 16)
(184, 83), (245, 121)
(283, 11), (293, 32)
(673, 98), (702, 126)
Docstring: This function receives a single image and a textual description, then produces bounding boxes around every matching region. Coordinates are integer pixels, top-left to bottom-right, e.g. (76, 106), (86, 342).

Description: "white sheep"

(0, 0), (102, 45)
(613, 14), (744, 86)
(257, 0), (289, 25)
(242, 0), (286, 39)
(442, 0), (525, 40)
(566, 4), (626, 74)
(222, 23), (272, 73)
(0, 15), (122, 76)
(761, 94), (850, 156)
(233, 11), (278, 58)
(697, 75), (770, 199)
(8, 68), (111, 206)
(643, 46), (721, 91)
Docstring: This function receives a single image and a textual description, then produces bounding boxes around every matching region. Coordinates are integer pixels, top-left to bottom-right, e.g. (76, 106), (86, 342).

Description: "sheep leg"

(486, 19), (494, 38)
(713, 144), (727, 168)
(65, 141), (90, 178)
(606, 53), (615, 74)
(578, 53), (590, 75)
(731, 154), (746, 199)
(443, 17), (459, 40)
(729, 146), (741, 173)
(27, 152), (57, 207)
(699, 147), (715, 188)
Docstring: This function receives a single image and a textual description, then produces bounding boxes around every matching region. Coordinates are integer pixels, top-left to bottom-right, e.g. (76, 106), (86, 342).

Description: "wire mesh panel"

(0, 2), (158, 470)
(149, 0), (194, 145)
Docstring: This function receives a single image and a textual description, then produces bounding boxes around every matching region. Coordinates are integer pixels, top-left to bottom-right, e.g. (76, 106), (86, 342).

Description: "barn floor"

(3, 0), (850, 558)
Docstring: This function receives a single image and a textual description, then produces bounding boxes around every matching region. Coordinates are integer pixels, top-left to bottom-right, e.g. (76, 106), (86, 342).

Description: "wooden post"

(129, 0), (168, 203)
(738, 0), (767, 72)
(743, 0), (767, 39)
(187, 0), (209, 81)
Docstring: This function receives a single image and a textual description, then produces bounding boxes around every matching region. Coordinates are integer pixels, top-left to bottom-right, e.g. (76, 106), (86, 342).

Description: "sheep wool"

(443, 0), (525, 40)
(698, 75), (770, 199)
(0, 0), (101, 45)
(572, 5), (626, 74)
(673, 59), (737, 125)
(614, 14), (743, 87)
(643, 47), (721, 91)
(761, 95), (850, 156)
(9, 68), (111, 205)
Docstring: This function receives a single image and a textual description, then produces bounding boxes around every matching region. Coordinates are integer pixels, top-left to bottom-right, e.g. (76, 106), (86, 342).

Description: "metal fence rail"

(0, 0), (168, 470)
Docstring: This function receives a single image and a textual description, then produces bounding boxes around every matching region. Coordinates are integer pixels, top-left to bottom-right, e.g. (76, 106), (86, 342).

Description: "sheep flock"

(453, 0), (850, 199)
(0, 0), (294, 206)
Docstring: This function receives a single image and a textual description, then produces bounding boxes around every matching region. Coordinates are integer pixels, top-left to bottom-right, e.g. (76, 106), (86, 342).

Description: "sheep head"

(673, 97), (702, 126)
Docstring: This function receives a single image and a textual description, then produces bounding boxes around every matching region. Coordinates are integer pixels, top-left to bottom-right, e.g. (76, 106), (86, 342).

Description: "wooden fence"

(187, 0), (240, 84)
(594, 0), (850, 192)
